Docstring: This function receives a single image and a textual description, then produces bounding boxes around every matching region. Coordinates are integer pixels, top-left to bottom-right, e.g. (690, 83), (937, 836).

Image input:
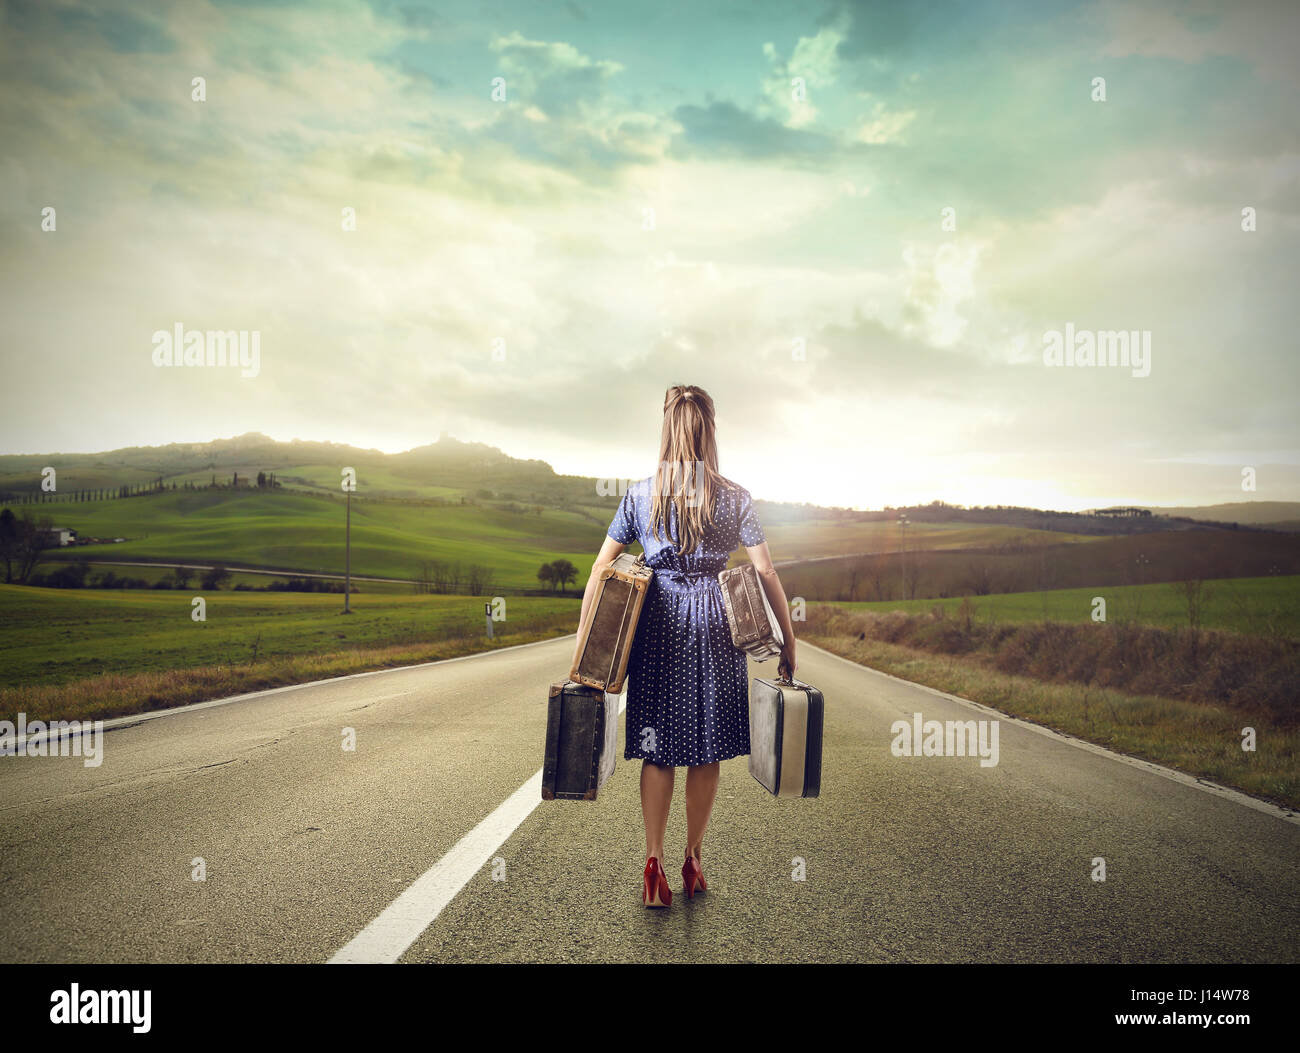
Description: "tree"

(963, 559), (995, 597)
(1171, 578), (1209, 630)
(843, 556), (868, 601)
(550, 559), (578, 593)
(14, 510), (54, 583)
(0, 507), (17, 583)
(537, 563), (556, 592)
(173, 566), (195, 589)
(866, 553), (890, 601)
(902, 551), (923, 600)
(465, 564), (495, 596)
(431, 561), (454, 594)
(45, 563), (89, 588)
(200, 564), (232, 590)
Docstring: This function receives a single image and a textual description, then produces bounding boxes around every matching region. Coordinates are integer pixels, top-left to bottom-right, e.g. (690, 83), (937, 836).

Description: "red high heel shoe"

(643, 857), (672, 908)
(682, 851), (707, 898)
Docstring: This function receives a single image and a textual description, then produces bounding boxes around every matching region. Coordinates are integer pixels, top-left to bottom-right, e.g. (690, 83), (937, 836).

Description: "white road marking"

(329, 769), (544, 964)
(329, 689), (627, 964)
(331, 640), (1298, 964)
(803, 641), (1300, 826)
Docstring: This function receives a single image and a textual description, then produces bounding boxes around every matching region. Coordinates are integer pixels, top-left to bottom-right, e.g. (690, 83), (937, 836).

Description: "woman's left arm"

(570, 536), (627, 668)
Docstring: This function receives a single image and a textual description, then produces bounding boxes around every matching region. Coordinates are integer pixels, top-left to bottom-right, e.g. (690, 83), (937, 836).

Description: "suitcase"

(541, 681), (619, 800)
(748, 676), (824, 797)
(718, 562), (784, 661)
(569, 552), (653, 693)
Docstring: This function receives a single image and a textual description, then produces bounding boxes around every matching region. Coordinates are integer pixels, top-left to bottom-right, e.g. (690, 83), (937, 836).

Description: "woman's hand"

(778, 639), (797, 683)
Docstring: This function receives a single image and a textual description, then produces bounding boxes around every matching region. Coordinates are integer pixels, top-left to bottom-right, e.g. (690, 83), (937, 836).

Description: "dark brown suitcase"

(541, 681), (619, 801)
(569, 552), (652, 693)
(749, 676), (823, 798)
(719, 562), (784, 661)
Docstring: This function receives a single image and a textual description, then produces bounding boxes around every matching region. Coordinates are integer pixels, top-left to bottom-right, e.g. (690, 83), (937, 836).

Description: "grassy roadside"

(0, 586), (581, 687)
(837, 575), (1300, 637)
(803, 630), (1299, 811)
(0, 624), (577, 727)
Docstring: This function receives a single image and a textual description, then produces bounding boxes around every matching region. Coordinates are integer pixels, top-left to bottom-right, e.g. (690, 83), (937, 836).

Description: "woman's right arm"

(744, 540), (797, 681)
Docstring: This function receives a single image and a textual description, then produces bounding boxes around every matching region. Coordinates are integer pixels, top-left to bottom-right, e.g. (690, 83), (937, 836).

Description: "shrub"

(807, 603), (1299, 725)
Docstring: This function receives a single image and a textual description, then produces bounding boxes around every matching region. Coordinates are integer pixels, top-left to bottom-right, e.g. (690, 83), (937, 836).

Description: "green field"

(17, 480), (1107, 590)
(32, 561), (422, 594)
(0, 585), (579, 688)
(25, 488), (610, 590)
(836, 575), (1300, 637)
(18, 487), (1110, 595)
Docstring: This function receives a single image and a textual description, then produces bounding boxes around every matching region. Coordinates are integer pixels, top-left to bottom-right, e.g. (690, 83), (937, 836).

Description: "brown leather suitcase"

(718, 562), (784, 661)
(569, 552), (652, 693)
(541, 681), (619, 800)
(749, 676), (824, 797)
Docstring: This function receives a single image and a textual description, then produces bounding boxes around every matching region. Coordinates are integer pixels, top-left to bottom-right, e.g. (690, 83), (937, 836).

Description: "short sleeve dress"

(606, 477), (767, 766)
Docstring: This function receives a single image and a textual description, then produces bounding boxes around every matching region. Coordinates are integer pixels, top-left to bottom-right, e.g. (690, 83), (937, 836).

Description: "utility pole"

(899, 512), (910, 600)
(343, 467), (355, 614)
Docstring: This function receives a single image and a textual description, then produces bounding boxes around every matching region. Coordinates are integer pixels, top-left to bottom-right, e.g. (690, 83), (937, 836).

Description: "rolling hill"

(3, 432), (1296, 595)
(1141, 501), (1300, 529)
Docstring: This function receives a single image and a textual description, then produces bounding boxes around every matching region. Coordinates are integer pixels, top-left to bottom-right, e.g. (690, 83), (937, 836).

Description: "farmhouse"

(42, 526), (77, 546)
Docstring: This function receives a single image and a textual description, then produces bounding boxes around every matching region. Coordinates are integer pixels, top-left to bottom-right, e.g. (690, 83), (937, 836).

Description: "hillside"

(0, 431), (827, 527)
(1141, 501), (1300, 528)
(6, 432), (1296, 536)
(0, 432), (588, 504)
(3, 433), (1297, 597)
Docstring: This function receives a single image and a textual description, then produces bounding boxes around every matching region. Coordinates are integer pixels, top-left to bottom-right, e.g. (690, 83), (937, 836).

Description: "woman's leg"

(684, 761), (720, 860)
(640, 760), (675, 861)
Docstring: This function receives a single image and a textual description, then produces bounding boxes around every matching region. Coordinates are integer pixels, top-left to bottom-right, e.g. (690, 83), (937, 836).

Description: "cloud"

(489, 30), (624, 118)
(760, 19), (846, 127)
(854, 99), (916, 143)
(669, 100), (853, 162)
(0, 0), (1296, 511)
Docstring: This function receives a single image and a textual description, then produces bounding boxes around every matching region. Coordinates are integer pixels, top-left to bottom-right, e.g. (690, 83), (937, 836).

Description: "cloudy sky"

(2, 0), (1297, 510)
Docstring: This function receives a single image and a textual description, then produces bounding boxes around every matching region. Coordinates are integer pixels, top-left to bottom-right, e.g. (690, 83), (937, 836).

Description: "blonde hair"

(648, 384), (731, 554)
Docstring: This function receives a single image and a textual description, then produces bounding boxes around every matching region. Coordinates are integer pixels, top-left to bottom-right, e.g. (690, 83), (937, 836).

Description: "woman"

(571, 384), (797, 908)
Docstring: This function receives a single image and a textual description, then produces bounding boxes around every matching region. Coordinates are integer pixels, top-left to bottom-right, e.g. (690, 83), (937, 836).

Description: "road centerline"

(328, 692), (625, 964)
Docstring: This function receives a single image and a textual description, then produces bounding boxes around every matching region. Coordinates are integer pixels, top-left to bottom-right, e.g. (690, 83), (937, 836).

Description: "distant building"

(43, 526), (77, 546)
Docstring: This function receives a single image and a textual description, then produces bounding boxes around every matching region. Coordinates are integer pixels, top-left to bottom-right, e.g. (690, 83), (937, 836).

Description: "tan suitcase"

(718, 562), (784, 661)
(569, 552), (653, 693)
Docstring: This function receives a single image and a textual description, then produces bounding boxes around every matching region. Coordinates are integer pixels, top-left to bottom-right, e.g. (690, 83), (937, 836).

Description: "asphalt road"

(1, 635), (1296, 963)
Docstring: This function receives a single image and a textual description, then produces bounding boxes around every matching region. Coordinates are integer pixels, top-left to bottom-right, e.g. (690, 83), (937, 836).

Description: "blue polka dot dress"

(606, 477), (767, 767)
